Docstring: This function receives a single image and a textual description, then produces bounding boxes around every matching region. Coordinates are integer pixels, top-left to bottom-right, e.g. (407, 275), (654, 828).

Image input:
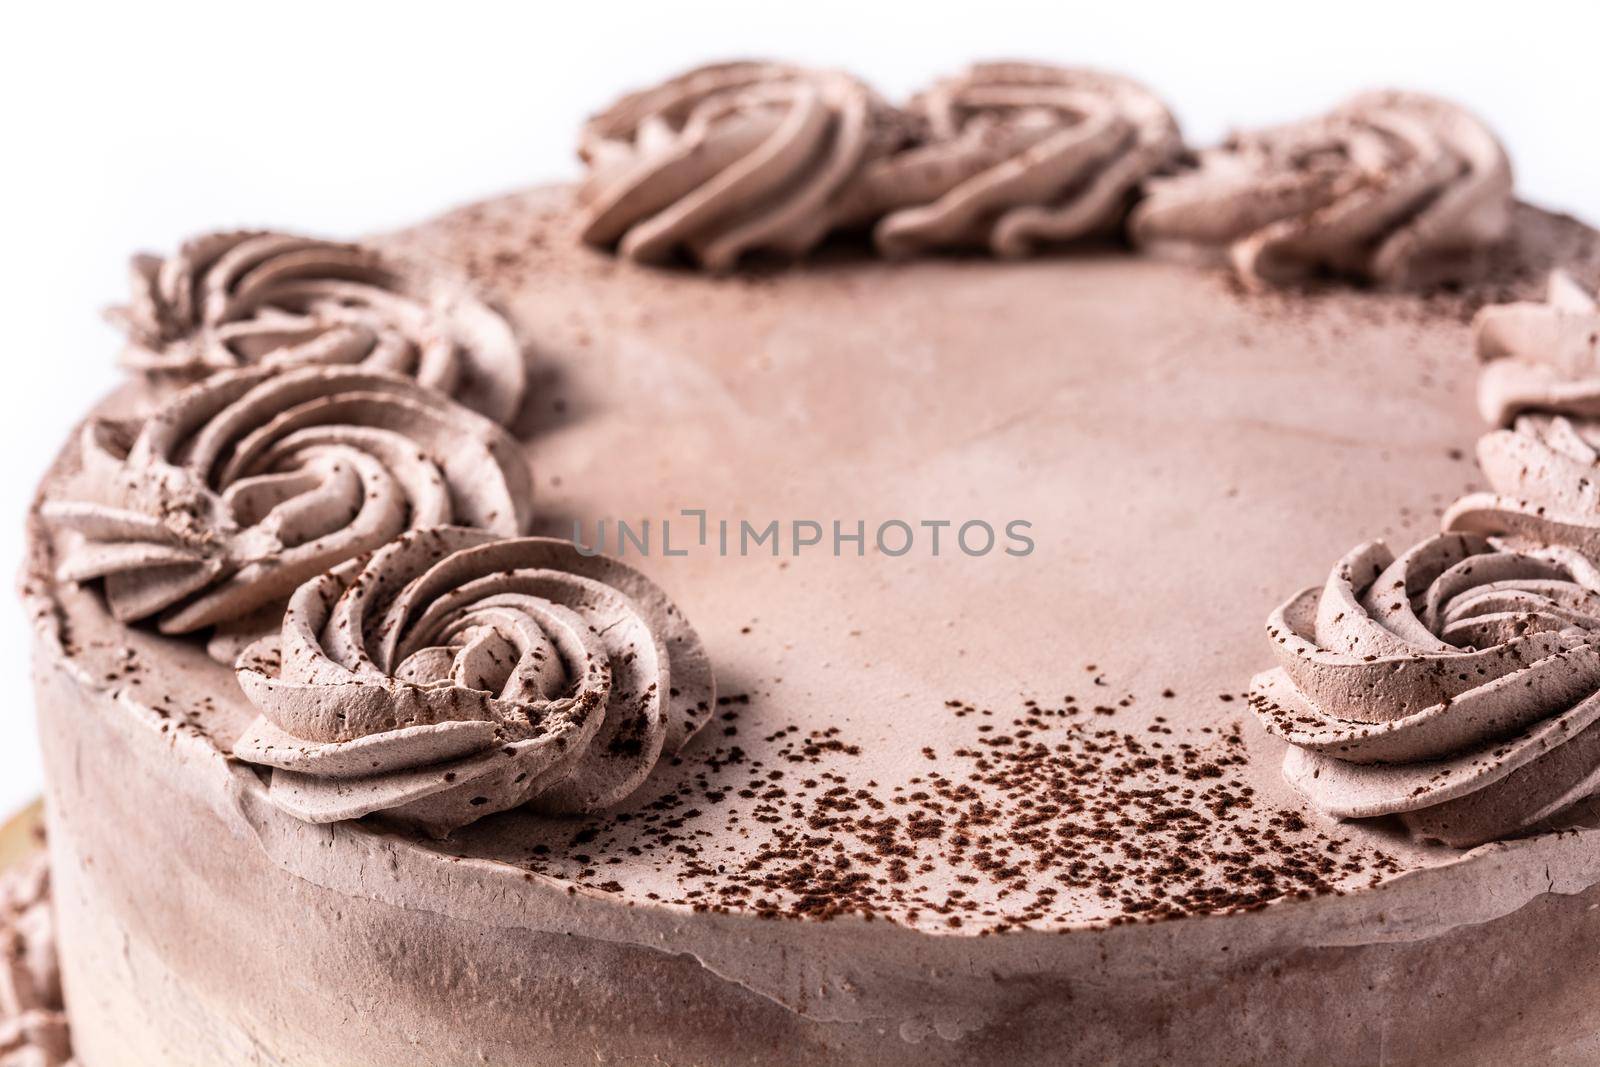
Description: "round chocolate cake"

(15, 61), (1600, 1066)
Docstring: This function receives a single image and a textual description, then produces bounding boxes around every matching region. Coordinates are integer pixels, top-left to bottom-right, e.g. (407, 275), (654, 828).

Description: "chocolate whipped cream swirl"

(577, 61), (909, 270)
(1475, 272), (1600, 426)
(1, 854), (72, 1067)
(1443, 412), (1600, 564)
(108, 230), (526, 424)
(232, 526), (715, 835)
(41, 366), (532, 635)
(1131, 90), (1512, 287)
(831, 63), (1182, 258)
(1250, 531), (1600, 848)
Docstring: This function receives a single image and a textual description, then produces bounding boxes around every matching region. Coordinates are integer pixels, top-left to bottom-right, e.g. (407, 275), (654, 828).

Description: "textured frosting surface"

(1476, 271), (1600, 424)
(40, 366), (532, 634)
(0, 853), (71, 1067)
(46, 185), (1600, 921)
(232, 526), (714, 834)
(107, 230), (526, 424)
(577, 61), (907, 270)
(1250, 533), (1600, 846)
(1132, 90), (1512, 287)
(833, 62), (1181, 257)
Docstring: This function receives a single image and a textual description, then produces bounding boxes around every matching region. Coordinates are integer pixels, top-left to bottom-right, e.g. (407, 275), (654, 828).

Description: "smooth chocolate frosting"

(1250, 533), (1600, 847)
(0, 854), (71, 1067)
(577, 61), (907, 270)
(107, 230), (526, 424)
(1476, 271), (1600, 424)
(232, 526), (714, 835)
(26, 184), (1600, 1065)
(40, 367), (532, 635)
(833, 63), (1181, 257)
(1131, 90), (1512, 287)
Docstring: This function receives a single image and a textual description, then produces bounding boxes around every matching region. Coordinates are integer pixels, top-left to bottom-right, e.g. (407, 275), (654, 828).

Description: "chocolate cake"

(15, 61), (1600, 1065)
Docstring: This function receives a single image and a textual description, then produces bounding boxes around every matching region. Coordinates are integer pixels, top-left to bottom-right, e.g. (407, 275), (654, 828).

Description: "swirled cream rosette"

(1475, 271), (1600, 426)
(1131, 90), (1512, 287)
(1443, 413), (1600, 561)
(0, 854), (71, 1067)
(231, 526), (715, 835)
(830, 62), (1182, 258)
(1249, 532), (1600, 847)
(107, 230), (526, 425)
(40, 366), (532, 634)
(577, 60), (909, 270)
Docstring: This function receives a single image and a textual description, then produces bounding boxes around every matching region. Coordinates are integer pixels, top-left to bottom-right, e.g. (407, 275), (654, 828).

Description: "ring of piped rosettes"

(232, 526), (715, 835)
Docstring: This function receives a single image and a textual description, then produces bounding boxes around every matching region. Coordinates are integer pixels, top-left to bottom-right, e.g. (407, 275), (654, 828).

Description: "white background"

(0, 1), (1594, 814)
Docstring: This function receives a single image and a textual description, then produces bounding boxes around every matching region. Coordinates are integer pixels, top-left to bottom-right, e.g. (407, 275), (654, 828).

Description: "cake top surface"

(31, 182), (1600, 933)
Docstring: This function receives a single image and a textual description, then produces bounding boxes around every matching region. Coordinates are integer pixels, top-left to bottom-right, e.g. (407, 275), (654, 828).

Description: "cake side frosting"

(31, 596), (1600, 1067)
